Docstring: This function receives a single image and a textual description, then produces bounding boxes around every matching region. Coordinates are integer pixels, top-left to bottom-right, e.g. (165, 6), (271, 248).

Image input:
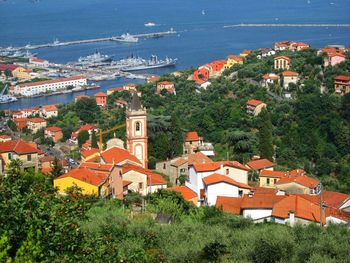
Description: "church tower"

(126, 92), (148, 168)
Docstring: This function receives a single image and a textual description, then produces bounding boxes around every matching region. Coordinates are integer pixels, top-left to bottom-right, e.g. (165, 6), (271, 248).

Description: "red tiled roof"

(45, 126), (62, 132)
(122, 163), (166, 185)
(17, 75), (86, 88)
(193, 160), (249, 172)
(260, 170), (288, 178)
(101, 146), (141, 165)
(203, 173), (252, 189)
(328, 53), (346, 58)
(123, 180), (132, 187)
(42, 104), (57, 111)
(94, 92), (107, 97)
(246, 99), (264, 107)
(252, 186), (279, 194)
(166, 186), (197, 201)
(81, 148), (99, 158)
(158, 81), (174, 85)
(56, 167), (107, 186)
(172, 152), (213, 167)
(246, 159), (276, 170)
(262, 74), (279, 80)
(272, 195), (325, 223)
(185, 131), (200, 141)
(216, 196), (243, 214)
(323, 191), (350, 209)
(27, 117), (46, 123)
(0, 140), (40, 154)
(334, 75), (350, 81)
(31, 57), (47, 63)
(228, 55), (243, 61)
(80, 162), (114, 173)
(240, 193), (286, 209)
(242, 50), (252, 55)
(282, 71), (299, 77)
(0, 64), (19, 71)
(0, 135), (11, 140)
(124, 83), (137, 87)
(275, 175), (320, 188)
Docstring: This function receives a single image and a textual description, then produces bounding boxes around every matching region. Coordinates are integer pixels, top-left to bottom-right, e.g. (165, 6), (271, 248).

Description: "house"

(0, 140), (40, 174)
(200, 60), (226, 78)
(12, 67), (32, 80)
(274, 56), (291, 70)
(166, 186), (198, 205)
(54, 167), (107, 196)
(261, 73), (280, 89)
(81, 148), (100, 162)
(0, 64), (19, 75)
(41, 104), (58, 118)
(29, 57), (49, 68)
(240, 50), (252, 57)
(95, 92), (108, 107)
(282, 71), (299, 89)
(14, 118), (28, 130)
(334, 75), (350, 95)
(121, 163), (167, 195)
(156, 81), (176, 95)
(289, 42), (310, 52)
(183, 131), (203, 155)
(12, 107), (40, 119)
(246, 158), (276, 173)
(275, 175), (321, 195)
(246, 99), (267, 116)
(192, 68), (210, 82)
(324, 53), (346, 67)
(0, 135), (11, 142)
(146, 75), (160, 83)
(274, 41), (290, 51)
(257, 48), (276, 59)
(115, 99), (128, 108)
(27, 118), (47, 133)
(259, 170), (289, 188)
(100, 146), (143, 167)
(123, 83), (137, 91)
(203, 173), (251, 206)
(224, 55), (243, 69)
(156, 152), (213, 184)
(70, 124), (98, 144)
(44, 126), (63, 142)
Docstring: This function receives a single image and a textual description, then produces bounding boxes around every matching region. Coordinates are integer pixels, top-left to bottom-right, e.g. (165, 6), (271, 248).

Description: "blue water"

(1, 0), (349, 110)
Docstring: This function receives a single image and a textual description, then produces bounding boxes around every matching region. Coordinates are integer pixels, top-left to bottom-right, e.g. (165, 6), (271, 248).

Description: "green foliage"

(258, 108), (274, 161)
(7, 119), (17, 131)
(77, 130), (89, 148)
(91, 130), (98, 148)
(75, 97), (101, 123)
(50, 157), (63, 178)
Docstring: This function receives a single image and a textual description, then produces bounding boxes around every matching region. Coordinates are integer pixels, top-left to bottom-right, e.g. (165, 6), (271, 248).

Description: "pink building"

(95, 92), (108, 107)
(324, 53), (346, 67)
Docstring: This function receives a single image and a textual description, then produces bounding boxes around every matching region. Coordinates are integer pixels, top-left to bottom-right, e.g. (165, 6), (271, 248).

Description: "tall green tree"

(258, 108), (274, 161)
(75, 97), (100, 123)
(91, 130), (98, 148)
(168, 114), (183, 158)
(77, 130), (90, 148)
(51, 157), (63, 178)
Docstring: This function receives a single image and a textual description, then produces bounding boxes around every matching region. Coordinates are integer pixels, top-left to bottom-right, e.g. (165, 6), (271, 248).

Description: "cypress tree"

(258, 108), (274, 161)
(91, 130), (98, 149)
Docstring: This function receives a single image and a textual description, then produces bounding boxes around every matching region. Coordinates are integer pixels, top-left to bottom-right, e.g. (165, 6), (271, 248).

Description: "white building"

(13, 75), (87, 97)
(29, 57), (49, 68)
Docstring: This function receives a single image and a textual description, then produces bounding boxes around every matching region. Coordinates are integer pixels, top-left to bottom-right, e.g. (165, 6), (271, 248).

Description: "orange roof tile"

(166, 186), (197, 201)
(80, 162), (114, 173)
(0, 140), (40, 154)
(228, 55), (243, 61)
(246, 159), (276, 170)
(334, 75), (350, 81)
(27, 118), (46, 123)
(122, 163), (166, 185)
(262, 74), (279, 80)
(42, 104), (57, 111)
(275, 175), (319, 188)
(323, 191), (350, 208)
(81, 148), (100, 158)
(123, 180), (132, 187)
(246, 99), (264, 107)
(94, 92), (107, 97)
(203, 173), (252, 189)
(216, 196), (242, 214)
(241, 193), (286, 209)
(158, 81), (174, 85)
(56, 167), (107, 186)
(282, 71), (299, 77)
(185, 131), (200, 141)
(0, 135), (11, 140)
(260, 170), (288, 178)
(101, 147), (141, 165)
(45, 126), (62, 132)
(193, 161), (249, 172)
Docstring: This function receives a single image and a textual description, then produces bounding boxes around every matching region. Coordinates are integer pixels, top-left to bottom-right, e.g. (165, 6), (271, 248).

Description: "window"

(8, 153), (13, 160)
(163, 163), (166, 169)
(226, 168), (229, 175)
(189, 141), (192, 145)
(136, 122), (140, 131)
(27, 154), (31, 162)
(239, 190), (243, 197)
(266, 178), (270, 185)
(138, 182), (143, 189)
(274, 179), (277, 184)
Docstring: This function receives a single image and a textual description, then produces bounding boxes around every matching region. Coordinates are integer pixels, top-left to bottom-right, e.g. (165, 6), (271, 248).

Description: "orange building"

(44, 126), (63, 142)
(95, 92), (108, 107)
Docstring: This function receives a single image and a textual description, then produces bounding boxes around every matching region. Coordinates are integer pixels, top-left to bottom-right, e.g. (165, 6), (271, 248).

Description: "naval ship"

(121, 55), (177, 71)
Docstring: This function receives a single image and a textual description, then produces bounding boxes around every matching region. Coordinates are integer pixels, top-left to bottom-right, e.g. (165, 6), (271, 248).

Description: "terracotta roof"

(124, 83), (137, 87)
(323, 191), (350, 208)
(0, 64), (19, 71)
(56, 167), (107, 186)
(31, 57), (47, 63)
(228, 55), (243, 61)
(17, 75), (86, 88)
(328, 53), (346, 58)
(158, 81), (174, 85)
(260, 170), (288, 178)
(241, 193), (286, 209)
(42, 104), (57, 111)
(252, 186), (279, 194)
(172, 158), (188, 167)
(123, 180), (132, 187)
(101, 146), (141, 165)
(0, 140), (40, 154)
(27, 118), (46, 123)
(325, 207), (350, 222)
(203, 173), (252, 189)
(275, 175), (319, 188)
(45, 126), (62, 132)
(0, 135), (11, 139)
(334, 75), (350, 81)
(246, 99), (264, 107)
(242, 50), (252, 54)
(166, 186), (197, 201)
(272, 195), (325, 223)
(122, 163), (166, 185)
(185, 131), (200, 141)
(80, 162), (114, 173)
(188, 152), (212, 165)
(262, 74), (279, 80)
(246, 159), (276, 170)
(81, 148), (99, 158)
(216, 196), (243, 214)
(282, 71), (299, 77)
(94, 92), (107, 97)
(193, 160), (249, 172)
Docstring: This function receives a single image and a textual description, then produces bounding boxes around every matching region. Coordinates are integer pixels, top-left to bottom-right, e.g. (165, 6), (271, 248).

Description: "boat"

(121, 55), (177, 71)
(51, 39), (61, 47)
(144, 22), (156, 27)
(113, 33), (139, 43)
(9, 50), (25, 57)
(0, 95), (17, 104)
(76, 50), (113, 65)
(107, 54), (146, 69)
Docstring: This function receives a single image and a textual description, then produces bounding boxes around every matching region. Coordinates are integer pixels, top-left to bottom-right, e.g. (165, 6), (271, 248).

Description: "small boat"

(114, 33), (139, 43)
(0, 95), (17, 104)
(144, 22), (156, 27)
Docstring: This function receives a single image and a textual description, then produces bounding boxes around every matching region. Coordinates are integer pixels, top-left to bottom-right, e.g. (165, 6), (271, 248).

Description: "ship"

(144, 22), (156, 27)
(121, 55), (177, 71)
(0, 95), (17, 104)
(113, 33), (139, 43)
(76, 50), (113, 65)
(106, 54), (146, 69)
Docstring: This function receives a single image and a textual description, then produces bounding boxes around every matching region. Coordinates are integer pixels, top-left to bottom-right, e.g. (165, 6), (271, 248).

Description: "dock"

(224, 23), (350, 28)
(0, 30), (177, 52)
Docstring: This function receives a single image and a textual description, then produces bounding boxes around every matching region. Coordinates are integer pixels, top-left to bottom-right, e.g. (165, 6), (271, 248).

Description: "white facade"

(242, 208), (273, 221)
(205, 182), (242, 206)
(14, 76), (87, 97)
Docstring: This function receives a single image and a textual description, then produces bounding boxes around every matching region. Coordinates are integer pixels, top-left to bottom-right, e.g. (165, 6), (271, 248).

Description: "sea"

(0, 0), (349, 110)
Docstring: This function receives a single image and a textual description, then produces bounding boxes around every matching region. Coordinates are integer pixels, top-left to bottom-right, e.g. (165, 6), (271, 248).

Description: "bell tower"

(126, 92), (148, 168)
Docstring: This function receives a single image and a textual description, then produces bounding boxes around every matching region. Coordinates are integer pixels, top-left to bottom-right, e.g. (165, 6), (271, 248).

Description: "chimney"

(248, 191), (254, 198)
(220, 164), (224, 175)
(288, 210), (295, 226)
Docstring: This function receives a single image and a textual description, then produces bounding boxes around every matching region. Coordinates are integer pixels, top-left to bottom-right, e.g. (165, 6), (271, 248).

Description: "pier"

(0, 30), (177, 52)
(224, 23), (350, 28)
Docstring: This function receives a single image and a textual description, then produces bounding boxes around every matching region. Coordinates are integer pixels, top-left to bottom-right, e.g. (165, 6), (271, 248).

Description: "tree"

(51, 157), (63, 178)
(168, 114), (183, 158)
(7, 119), (17, 131)
(77, 130), (89, 148)
(91, 130), (98, 148)
(258, 109), (274, 161)
(75, 97), (100, 123)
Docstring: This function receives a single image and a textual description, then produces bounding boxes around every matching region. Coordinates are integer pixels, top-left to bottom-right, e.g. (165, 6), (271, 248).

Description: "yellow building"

(224, 55), (243, 69)
(240, 50), (252, 57)
(12, 67), (32, 80)
(259, 170), (288, 188)
(54, 167), (107, 195)
(27, 118), (47, 133)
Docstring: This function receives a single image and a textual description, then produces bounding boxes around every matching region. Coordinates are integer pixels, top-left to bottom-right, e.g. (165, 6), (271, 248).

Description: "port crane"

(99, 123), (126, 150)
